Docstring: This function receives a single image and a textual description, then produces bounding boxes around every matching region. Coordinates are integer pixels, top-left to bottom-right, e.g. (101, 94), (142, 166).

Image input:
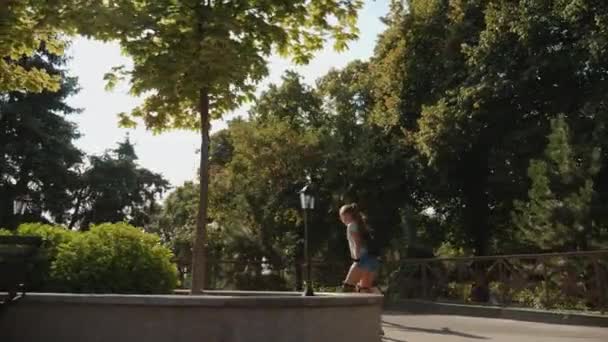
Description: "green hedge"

(1, 222), (178, 294)
(51, 223), (178, 294)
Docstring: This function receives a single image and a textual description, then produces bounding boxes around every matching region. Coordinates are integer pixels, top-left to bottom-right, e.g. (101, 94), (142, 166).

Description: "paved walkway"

(382, 312), (608, 342)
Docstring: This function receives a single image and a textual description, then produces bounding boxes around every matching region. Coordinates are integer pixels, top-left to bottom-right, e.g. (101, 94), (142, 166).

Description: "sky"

(66, 1), (390, 188)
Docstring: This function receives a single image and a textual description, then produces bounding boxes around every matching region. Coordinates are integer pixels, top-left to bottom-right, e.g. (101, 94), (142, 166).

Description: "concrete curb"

(21, 292), (383, 308)
(386, 299), (608, 328)
(2, 292), (383, 342)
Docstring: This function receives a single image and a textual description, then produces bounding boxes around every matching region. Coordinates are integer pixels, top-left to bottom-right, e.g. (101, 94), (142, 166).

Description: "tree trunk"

(463, 148), (490, 257)
(191, 88), (211, 294)
(463, 148), (491, 302)
(68, 188), (86, 230)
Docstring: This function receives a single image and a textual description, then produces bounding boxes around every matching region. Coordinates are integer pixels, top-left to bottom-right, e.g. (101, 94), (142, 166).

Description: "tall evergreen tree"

(513, 115), (602, 251)
(0, 45), (83, 228)
(70, 137), (170, 230)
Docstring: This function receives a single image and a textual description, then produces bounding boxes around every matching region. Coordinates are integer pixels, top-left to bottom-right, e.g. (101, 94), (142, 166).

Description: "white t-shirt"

(347, 223), (360, 259)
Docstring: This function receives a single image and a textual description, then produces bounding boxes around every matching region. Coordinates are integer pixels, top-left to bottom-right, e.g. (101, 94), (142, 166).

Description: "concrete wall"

(0, 292), (383, 342)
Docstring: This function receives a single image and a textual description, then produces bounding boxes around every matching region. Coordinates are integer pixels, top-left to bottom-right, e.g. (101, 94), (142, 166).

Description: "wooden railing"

(200, 250), (608, 313)
(385, 250), (608, 314)
(204, 258), (350, 291)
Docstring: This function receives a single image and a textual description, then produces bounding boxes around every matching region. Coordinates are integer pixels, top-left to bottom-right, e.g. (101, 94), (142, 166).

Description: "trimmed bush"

(51, 223), (178, 294)
(16, 223), (76, 253)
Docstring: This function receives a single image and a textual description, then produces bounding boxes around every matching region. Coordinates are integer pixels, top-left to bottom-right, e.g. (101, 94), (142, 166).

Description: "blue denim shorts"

(356, 253), (380, 272)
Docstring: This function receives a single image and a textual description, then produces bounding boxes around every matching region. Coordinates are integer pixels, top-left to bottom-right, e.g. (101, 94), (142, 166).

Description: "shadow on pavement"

(382, 337), (408, 342)
(382, 320), (489, 340)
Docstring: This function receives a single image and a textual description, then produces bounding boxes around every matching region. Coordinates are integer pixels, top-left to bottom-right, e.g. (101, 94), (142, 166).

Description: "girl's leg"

(358, 270), (376, 292)
(357, 270), (384, 336)
(343, 262), (363, 292)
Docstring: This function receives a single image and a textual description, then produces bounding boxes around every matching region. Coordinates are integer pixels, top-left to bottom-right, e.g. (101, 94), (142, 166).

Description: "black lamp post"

(299, 183), (315, 297)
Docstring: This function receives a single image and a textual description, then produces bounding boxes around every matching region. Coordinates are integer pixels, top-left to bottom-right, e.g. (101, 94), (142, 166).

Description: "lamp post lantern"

(13, 199), (27, 216)
(299, 183), (315, 297)
(13, 196), (32, 228)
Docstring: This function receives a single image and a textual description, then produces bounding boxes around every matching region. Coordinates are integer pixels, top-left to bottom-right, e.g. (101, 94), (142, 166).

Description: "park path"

(381, 311), (608, 342)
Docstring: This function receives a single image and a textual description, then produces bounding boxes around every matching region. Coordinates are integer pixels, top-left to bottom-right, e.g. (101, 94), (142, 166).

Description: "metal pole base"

(303, 286), (314, 297)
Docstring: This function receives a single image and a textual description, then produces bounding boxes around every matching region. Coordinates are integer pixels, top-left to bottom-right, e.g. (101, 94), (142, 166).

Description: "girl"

(339, 203), (380, 293)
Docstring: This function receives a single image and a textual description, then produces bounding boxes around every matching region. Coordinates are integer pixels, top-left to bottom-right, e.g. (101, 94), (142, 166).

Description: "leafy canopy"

(102, 0), (362, 131)
(0, 0), (110, 92)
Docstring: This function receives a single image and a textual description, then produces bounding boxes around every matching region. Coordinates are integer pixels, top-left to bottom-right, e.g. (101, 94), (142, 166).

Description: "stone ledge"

(22, 291), (383, 308)
(387, 299), (608, 327)
(174, 289), (303, 296)
(2, 291), (383, 342)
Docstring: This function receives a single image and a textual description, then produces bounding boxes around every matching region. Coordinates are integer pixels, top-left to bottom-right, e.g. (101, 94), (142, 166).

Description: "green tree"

(513, 115), (602, 251)
(0, 47), (83, 228)
(369, 0), (484, 254)
(252, 70), (324, 128)
(70, 137), (170, 230)
(147, 181), (198, 284)
(154, 71), (326, 289)
(1, 2), (63, 92)
(0, 1), (111, 92)
(209, 118), (321, 285)
(316, 61), (414, 259)
(102, 0), (363, 292)
(152, 63), (438, 289)
(372, 0), (608, 255)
